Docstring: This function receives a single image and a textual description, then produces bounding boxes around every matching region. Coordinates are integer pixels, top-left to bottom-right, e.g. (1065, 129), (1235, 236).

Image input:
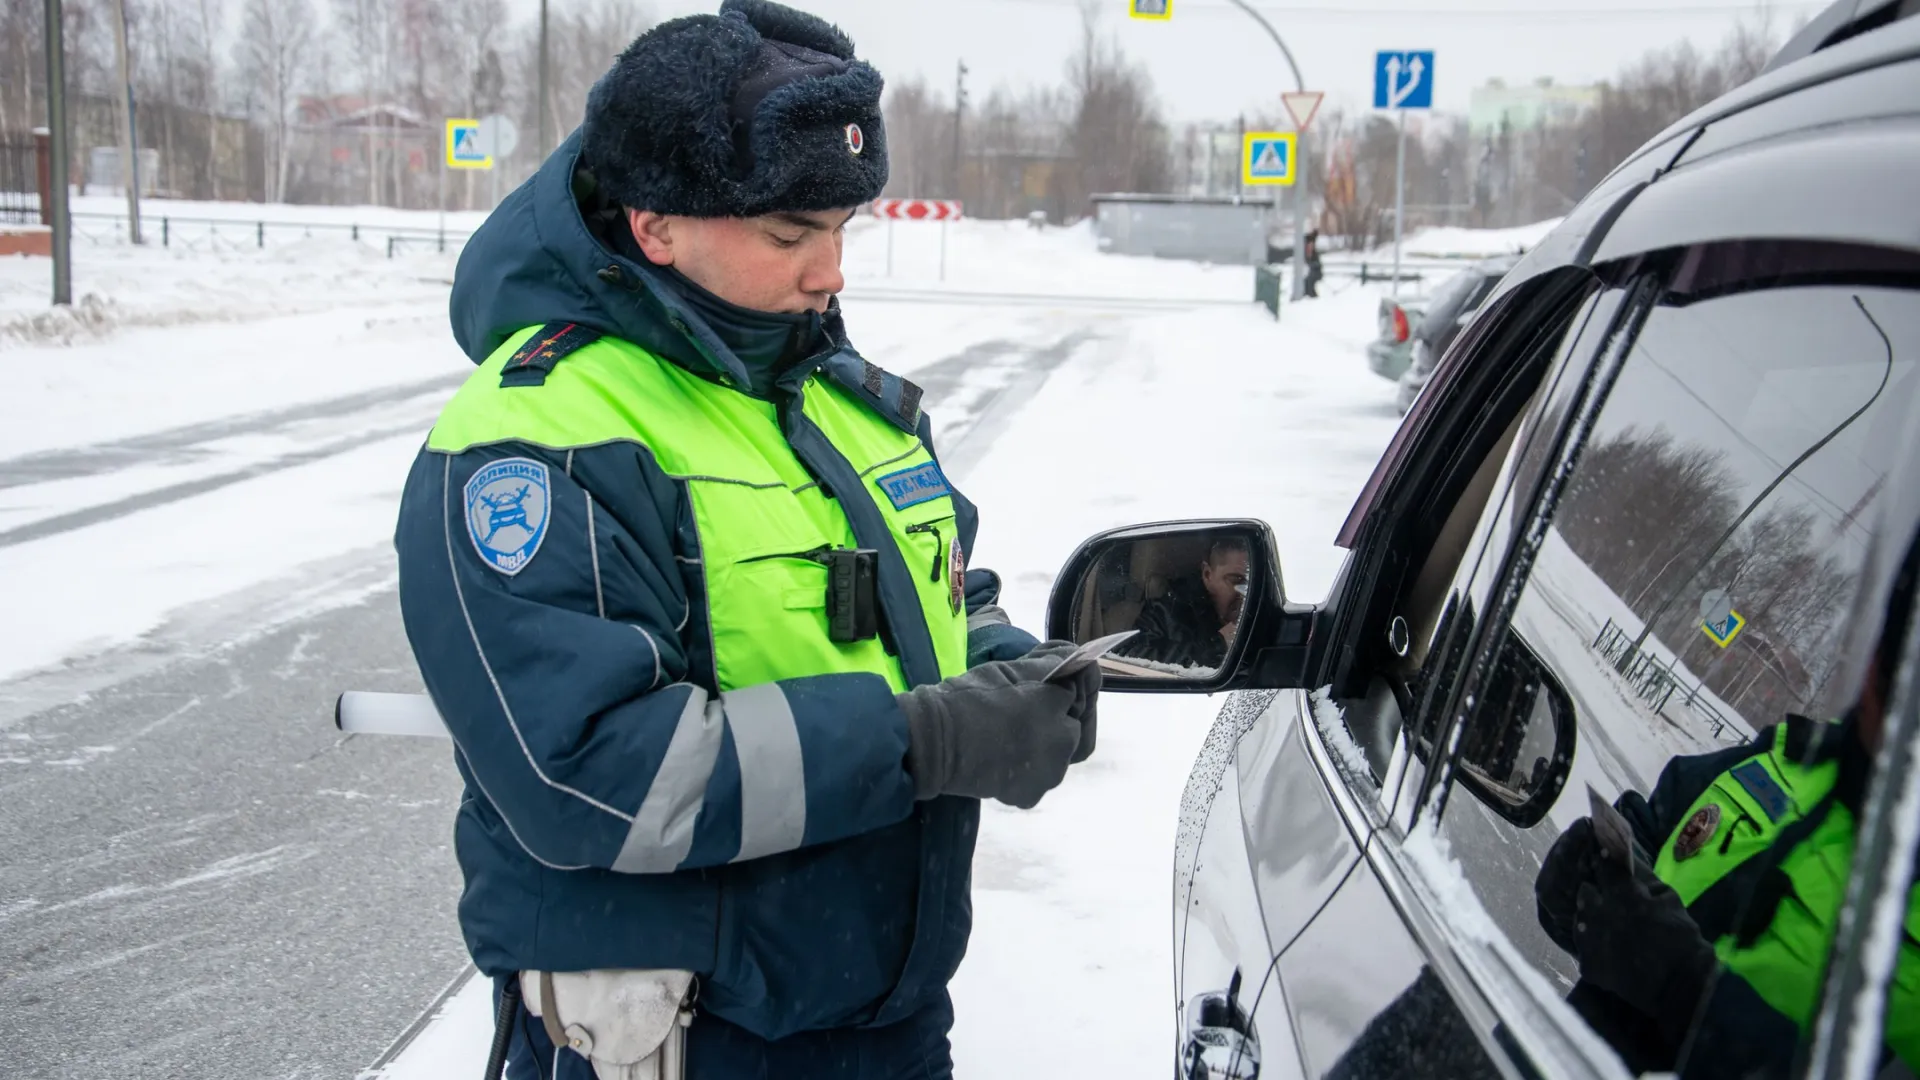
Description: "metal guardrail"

(67, 211), (473, 257)
(0, 140), (40, 224)
(1592, 617), (1738, 741)
(1317, 255), (1483, 288)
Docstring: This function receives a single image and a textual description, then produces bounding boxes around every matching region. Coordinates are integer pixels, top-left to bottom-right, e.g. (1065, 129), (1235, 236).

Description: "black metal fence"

(0, 137), (41, 224)
(66, 212), (472, 257)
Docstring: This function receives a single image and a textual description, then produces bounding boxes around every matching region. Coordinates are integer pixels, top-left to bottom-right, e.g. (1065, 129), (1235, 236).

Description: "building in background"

(1468, 78), (1600, 137)
(1091, 193), (1273, 265)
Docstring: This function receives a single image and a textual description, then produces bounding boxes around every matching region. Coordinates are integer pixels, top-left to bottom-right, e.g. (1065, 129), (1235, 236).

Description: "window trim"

(1414, 267), (1663, 827)
(1320, 268), (1604, 711)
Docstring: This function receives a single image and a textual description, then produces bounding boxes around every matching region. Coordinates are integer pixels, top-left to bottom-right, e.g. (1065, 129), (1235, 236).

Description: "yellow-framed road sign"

(446, 118), (492, 170)
(1129, 0), (1172, 20)
(1242, 132), (1298, 186)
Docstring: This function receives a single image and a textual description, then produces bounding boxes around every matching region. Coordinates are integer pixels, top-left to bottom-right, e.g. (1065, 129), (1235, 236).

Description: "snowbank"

(1362, 218), (1565, 261)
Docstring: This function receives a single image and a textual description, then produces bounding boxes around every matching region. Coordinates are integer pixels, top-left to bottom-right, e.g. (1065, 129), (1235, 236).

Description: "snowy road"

(0, 215), (1408, 1078)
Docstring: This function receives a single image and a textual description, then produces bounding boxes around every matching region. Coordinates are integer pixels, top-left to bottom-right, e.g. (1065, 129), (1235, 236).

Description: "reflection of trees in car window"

(1554, 287), (1910, 742)
(1429, 250), (1920, 1073)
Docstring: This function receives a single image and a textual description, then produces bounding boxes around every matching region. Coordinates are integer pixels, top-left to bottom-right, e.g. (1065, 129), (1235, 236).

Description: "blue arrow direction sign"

(1373, 51), (1434, 110)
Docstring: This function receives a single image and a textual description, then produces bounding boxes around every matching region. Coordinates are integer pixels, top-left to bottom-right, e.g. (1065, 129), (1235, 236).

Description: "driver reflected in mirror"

(1113, 534), (1251, 672)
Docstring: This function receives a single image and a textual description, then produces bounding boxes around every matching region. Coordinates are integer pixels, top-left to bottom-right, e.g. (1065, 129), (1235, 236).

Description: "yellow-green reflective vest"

(428, 326), (971, 691)
(1654, 730), (1919, 1061)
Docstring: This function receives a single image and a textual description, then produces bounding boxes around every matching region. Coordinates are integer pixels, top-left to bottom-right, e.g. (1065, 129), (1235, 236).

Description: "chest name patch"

(1730, 759), (1791, 823)
(465, 457), (551, 576)
(876, 461), (951, 511)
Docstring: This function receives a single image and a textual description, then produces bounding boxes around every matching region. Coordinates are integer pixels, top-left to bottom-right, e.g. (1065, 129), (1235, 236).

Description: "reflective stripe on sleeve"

(723, 682), (809, 861)
(613, 687), (727, 873)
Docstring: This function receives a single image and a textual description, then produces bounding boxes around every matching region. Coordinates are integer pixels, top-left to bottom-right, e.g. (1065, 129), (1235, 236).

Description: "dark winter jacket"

(395, 132), (1037, 1041)
(1573, 714), (1912, 1079)
(1115, 576), (1230, 671)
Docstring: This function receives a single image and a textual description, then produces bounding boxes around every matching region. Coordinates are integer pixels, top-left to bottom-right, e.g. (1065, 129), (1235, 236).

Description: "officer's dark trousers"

(496, 978), (956, 1080)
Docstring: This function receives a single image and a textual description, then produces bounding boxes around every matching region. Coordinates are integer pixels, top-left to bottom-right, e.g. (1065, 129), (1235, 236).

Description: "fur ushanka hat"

(580, 0), (888, 218)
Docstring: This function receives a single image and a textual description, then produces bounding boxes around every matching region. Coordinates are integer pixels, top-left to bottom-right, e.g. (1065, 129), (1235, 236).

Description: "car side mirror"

(1045, 519), (1313, 692)
(1453, 630), (1575, 828)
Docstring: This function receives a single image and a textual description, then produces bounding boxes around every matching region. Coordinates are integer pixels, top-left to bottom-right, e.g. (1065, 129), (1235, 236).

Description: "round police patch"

(1672, 804), (1722, 861)
(845, 123), (865, 156)
(464, 457), (551, 576)
(949, 536), (966, 615)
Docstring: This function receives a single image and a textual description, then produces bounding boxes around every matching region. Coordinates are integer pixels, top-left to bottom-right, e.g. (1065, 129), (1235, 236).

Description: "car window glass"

(1313, 281), (1604, 809)
(1432, 250), (1920, 1077)
(1382, 288), (1620, 829)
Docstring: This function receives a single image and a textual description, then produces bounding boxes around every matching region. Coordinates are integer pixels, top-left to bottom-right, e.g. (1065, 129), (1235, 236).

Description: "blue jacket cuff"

(967, 622), (1042, 668)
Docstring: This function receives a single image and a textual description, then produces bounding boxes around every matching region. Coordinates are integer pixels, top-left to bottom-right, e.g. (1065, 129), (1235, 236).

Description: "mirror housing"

(1452, 631), (1576, 828)
(1046, 519), (1315, 693)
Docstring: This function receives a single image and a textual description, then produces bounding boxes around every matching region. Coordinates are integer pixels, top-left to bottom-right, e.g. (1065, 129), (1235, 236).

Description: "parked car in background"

(1365, 292), (1425, 382)
(1391, 253), (1521, 414)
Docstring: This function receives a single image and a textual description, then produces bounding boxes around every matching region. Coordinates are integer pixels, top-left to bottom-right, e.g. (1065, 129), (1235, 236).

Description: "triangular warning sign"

(1253, 142), (1286, 173)
(1282, 91), (1324, 133)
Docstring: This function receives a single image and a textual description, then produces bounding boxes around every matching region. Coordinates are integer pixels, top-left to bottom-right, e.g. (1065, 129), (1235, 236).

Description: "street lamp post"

(537, 0), (550, 158)
(44, 0), (70, 304)
(1221, 0), (1309, 302)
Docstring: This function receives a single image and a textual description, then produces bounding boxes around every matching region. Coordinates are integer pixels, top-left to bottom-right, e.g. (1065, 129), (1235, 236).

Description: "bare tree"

(195, 0), (226, 198)
(234, 0), (315, 202)
(333, 0), (394, 203)
(880, 76), (951, 200)
(1061, 0), (1169, 210)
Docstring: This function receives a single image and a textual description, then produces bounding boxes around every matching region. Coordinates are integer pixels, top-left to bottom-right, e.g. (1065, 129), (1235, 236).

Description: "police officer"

(1535, 532), (1920, 1077)
(393, 3), (1100, 1076)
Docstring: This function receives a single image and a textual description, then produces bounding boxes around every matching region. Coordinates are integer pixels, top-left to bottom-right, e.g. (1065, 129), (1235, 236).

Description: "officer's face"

(627, 208), (852, 314)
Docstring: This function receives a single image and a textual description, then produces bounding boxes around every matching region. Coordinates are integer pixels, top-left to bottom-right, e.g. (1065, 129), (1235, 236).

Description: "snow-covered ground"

(1379, 218), (1564, 261)
(2, 196), (1405, 1077)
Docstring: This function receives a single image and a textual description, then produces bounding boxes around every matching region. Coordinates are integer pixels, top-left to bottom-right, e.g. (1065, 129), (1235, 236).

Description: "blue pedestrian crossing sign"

(1128, 0), (1171, 19)
(1242, 132), (1297, 186)
(1373, 51), (1435, 110)
(1703, 609), (1746, 648)
(446, 118), (492, 170)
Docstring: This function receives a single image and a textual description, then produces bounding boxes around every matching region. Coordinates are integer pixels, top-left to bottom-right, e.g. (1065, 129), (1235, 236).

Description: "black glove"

(1536, 817), (1598, 955)
(1538, 814), (1664, 955)
(1022, 640), (1102, 763)
(898, 654), (1092, 809)
(1573, 855), (1718, 1046)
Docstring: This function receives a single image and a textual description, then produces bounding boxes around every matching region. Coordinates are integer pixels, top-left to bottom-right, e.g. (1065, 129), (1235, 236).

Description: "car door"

(1159, 263), (1618, 1079)
(1406, 238), (1920, 1076)
(1163, 272), (1594, 1079)
(1262, 265), (1626, 1080)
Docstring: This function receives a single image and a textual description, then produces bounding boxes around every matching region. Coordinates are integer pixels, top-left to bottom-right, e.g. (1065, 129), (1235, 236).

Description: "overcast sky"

(573, 0), (1816, 123)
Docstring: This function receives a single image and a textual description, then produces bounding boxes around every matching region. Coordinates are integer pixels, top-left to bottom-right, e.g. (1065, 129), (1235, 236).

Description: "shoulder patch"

(500, 322), (602, 388)
(821, 353), (925, 434)
(876, 460), (951, 511)
(464, 457), (552, 575)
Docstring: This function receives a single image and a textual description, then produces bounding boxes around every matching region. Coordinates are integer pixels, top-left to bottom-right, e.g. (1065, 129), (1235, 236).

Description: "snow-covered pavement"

(0, 203), (1405, 1078)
